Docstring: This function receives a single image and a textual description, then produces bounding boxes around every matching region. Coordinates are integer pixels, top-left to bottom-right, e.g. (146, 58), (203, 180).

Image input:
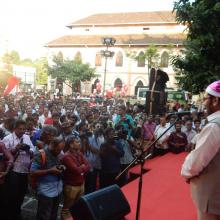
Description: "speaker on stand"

(145, 68), (169, 115)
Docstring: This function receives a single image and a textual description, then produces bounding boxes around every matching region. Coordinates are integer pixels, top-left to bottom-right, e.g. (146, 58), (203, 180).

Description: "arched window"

(115, 51), (123, 67)
(74, 51), (82, 62)
(135, 80), (144, 95)
(114, 78), (123, 90)
(160, 51), (169, 67)
(95, 52), (102, 66)
(137, 51), (145, 67)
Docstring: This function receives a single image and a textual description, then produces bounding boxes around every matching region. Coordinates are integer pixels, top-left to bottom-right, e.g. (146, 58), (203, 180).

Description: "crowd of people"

(0, 93), (207, 220)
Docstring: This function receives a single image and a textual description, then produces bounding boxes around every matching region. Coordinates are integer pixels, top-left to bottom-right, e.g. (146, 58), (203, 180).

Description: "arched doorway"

(135, 80), (144, 95)
(114, 78), (122, 90)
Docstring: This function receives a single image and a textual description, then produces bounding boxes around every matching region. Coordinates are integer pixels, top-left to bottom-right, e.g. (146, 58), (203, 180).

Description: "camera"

(115, 128), (128, 139)
(56, 164), (66, 172)
(0, 153), (4, 161)
(20, 144), (30, 152)
(0, 128), (5, 140)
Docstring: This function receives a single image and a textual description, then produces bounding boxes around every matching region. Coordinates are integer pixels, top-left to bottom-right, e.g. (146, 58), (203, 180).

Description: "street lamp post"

(100, 37), (116, 97)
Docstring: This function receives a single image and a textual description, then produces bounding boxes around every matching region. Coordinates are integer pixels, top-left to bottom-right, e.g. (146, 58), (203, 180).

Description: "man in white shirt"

(181, 80), (220, 220)
(184, 120), (197, 151)
(2, 119), (35, 220)
(154, 116), (170, 156)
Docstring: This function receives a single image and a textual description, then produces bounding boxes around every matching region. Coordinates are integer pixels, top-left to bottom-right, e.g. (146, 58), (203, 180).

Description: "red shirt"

(61, 151), (90, 186)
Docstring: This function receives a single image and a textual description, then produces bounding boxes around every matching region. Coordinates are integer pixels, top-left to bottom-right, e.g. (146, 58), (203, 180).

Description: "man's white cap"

(206, 80), (220, 97)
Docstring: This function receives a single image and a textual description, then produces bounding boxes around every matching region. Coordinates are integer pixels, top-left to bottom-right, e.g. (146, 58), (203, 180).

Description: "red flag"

(3, 76), (19, 96)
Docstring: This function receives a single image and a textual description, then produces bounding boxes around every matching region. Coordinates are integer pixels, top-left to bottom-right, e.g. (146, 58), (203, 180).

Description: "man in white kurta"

(181, 80), (220, 220)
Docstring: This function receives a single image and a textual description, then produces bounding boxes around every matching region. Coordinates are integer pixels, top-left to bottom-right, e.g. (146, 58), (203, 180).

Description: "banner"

(3, 76), (19, 96)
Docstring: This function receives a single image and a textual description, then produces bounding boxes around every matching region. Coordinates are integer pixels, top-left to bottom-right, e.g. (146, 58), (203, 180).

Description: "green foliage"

(1, 50), (20, 64)
(48, 55), (96, 89)
(172, 0), (220, 94)
(126, 44), (160, 71)
(144, 45), (160, 70)
(0, 50), (49, 87)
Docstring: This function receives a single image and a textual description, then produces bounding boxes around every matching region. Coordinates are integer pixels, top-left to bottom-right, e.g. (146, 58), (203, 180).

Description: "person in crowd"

(142, 115), (156, 152)
(61, 135), (90, 220)
(88, 122), (105, 190)
(183, 120), (197, 151)
(181, 80), (220, 220)
(153, 116), (170, 156)
(32, 113), (41, 129)
(5, 102), (18, 118)
(200, 111), (209, 129)
(44, 112), (62, 136)
(0, 142), (13, 220)
(68, 114), (78, 128)
(81, 134), (99, 194)
(154, 114), (161, 126)
(2, 119), (35, 220)
(99, 127), (124, 188)
(25, 116), (38, 141)
(32, 125), (57, 149)
(193, 119), (202, 133)
(173, 100), (181, 112)
(168, 121), (187, 154)
(22, 105), (34, 120)
(61, 121), (74, 142)
(178, 104), (185, 112)
(0, 117), (16, 137)
(0, 100), (5, 119)
(114, 105), (135, 138)
(38, 107), (50, 127)
(30, 137), (65, 220)
(166, 116), (177, 133)
(116, 126), (134, 186)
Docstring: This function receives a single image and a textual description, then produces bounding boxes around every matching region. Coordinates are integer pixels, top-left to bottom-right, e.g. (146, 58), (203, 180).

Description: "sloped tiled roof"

(67, 11), (176, 28)
(46, 34), (185, 48)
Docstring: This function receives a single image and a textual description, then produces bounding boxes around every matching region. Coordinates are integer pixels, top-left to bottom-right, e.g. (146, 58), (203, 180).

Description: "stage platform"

(122, 152), (197, 220)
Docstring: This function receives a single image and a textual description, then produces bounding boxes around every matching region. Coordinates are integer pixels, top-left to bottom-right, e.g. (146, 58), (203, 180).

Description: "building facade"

(46, 11), (186, 96)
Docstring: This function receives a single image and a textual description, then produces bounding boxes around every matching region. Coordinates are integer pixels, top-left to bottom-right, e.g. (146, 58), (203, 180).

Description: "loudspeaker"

(146, 68), (169, 115)
(71, 185), (131, 220)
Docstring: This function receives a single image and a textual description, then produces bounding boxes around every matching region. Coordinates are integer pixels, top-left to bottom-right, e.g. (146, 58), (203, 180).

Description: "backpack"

(29, 149), (46, 190)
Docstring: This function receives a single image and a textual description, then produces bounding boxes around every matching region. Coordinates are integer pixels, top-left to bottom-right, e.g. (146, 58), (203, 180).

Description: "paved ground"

(21, 165), (145, 219)
(21, 195), (63, 220)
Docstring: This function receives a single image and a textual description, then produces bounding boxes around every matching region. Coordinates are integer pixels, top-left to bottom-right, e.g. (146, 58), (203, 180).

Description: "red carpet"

(122, 153), (197, 220)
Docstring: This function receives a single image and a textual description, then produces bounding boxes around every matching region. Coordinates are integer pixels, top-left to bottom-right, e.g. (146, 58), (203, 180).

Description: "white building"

(46, 11), (186, 96)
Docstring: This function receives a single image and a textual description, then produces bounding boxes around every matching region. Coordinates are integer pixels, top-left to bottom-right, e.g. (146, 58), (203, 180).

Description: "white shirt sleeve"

(23, 134), (36, 152)
(181, 123), (220, 178)
(2, 135), (11, 149)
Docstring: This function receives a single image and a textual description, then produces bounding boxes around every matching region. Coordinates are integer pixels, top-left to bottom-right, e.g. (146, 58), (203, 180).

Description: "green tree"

(1, 50), (20, 64)
(126, 44), (160, 79)
(48, 55), (96, 93)
(172, 0), (220, 94)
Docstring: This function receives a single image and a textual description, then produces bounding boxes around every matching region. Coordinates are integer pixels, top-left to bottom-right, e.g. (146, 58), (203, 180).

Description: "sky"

(0, 0), (176, 60)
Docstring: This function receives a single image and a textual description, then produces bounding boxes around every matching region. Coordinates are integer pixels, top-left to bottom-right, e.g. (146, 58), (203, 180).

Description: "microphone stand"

(116, 117), (179, 220)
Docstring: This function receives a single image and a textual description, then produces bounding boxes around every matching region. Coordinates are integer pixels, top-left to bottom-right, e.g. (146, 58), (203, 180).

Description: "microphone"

(167, 111), (191, 116)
